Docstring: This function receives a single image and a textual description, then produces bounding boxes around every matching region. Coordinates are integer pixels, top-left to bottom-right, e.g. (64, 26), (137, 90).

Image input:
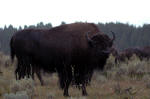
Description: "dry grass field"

(1, 52), (150, 99)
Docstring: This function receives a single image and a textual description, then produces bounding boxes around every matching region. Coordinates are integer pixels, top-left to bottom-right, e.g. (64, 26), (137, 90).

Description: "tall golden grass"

(1, 53), (150, 99)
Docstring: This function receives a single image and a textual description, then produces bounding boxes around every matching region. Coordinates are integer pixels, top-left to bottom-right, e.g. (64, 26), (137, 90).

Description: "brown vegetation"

(1, 53), (150, 99)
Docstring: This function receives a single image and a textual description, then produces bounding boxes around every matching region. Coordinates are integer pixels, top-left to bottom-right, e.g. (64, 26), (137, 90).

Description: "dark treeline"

(0, 22), (150, 54)
(97, 22), (150, 51)
(0, 22), (52, 54)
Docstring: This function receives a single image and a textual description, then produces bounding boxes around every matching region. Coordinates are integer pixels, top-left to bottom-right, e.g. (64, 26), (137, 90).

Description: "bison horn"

(86, 31), (94, 43)
(102, 50), (110, 54)
(111, 31), (115, 42)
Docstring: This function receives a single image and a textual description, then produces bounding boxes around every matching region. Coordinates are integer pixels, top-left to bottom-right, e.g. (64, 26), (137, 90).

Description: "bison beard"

(10, 22), (115, 96)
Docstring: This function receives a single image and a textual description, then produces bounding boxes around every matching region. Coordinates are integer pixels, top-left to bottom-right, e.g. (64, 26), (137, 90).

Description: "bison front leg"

(63, 73), (72, 96)
(59, 67), (72, 97)
(81, 84), (88, 96)
(63, 81), (70, 97)
(58, 74), (70, 97)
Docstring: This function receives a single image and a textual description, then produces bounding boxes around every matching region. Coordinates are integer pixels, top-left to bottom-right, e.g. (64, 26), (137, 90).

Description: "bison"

(10, 22), (115, 96)
(115, 47), (150, 63)
(140, 46), (150, 59)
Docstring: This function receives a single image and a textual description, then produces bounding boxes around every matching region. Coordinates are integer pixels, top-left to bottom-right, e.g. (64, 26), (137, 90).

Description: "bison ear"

(111, 31), (115, 42)
(86, 32), (95, 47)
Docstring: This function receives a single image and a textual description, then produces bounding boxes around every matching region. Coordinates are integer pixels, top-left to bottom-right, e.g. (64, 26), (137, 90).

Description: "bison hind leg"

(81, 84), (88, 96)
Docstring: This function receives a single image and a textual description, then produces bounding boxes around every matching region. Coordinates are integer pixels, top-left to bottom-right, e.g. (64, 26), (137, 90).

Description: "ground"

(0, 53), (150, 99)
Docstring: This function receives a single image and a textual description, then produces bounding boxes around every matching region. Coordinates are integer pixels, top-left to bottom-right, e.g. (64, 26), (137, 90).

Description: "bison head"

(86, 31), (115, 54)
(86, 31), (115, 70)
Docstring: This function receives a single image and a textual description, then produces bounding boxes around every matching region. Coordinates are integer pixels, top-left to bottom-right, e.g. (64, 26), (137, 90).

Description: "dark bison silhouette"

(115, 46), (150, 63)
(10, 22), (115, 96)
(140, 46), (150, 59)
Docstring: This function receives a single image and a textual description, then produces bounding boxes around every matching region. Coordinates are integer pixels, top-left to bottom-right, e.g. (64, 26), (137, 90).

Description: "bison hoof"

(41, 82), (44, 86)
(64, 93), (70, 97)
(82, 92), (88, 96)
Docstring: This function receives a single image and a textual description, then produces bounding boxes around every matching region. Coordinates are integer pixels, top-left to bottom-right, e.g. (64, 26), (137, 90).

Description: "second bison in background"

(115, 46), (150, 63)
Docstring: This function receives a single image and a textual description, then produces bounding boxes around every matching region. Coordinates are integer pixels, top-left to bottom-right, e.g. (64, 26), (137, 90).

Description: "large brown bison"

(10, 22), (115, 96)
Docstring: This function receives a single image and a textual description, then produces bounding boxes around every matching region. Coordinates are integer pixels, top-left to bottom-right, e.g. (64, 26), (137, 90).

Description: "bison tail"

(10, 38), (15, 62)
(10, 48), (15, 62)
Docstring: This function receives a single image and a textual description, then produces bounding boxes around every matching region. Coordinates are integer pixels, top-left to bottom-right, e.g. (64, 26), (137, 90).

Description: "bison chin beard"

(96, 52), (110, 70)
